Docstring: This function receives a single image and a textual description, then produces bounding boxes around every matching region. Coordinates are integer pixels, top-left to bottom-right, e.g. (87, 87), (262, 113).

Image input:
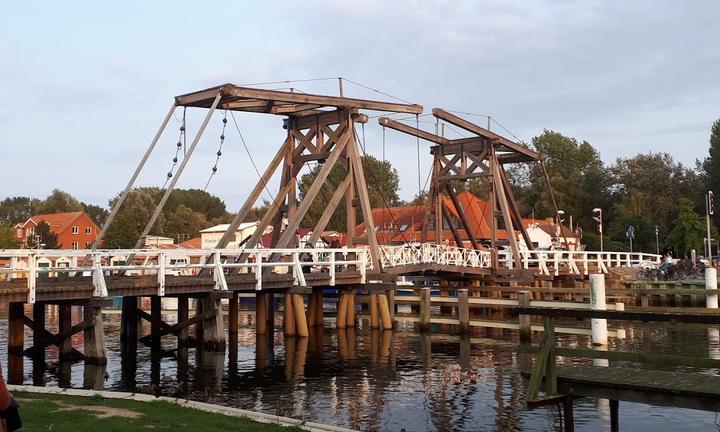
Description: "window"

(27, 227), (34, 238)
(399, 224), (409, 232)
(71, 241), (79, 249)
(85, 226), (92, 235)
(72, 226), (79, 234)
(85, 241), (92, 248)
(16, 228), (22, 238)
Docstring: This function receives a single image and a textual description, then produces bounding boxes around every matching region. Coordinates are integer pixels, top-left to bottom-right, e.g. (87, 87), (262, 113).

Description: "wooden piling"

(518, 290), (532, 344)
(610, 399), (619, 432)
(378, 293), (393, 330)
(370, 293), (379, 329)
(563, 396), (575, 432)
(346, 290), (356, 328)
(293, 294), (309, 337)
(256, 293), (267, 335)
(388, 289), (396, 323)
(32, 302), (46, 362)
(337, 292), (348, 329)
(284, 294), (296, 336)
(83, 300), (107, 364)
(58, 304), (73, 362)
(7, 303), (24, 384)
(314, 292), (323, 327)
(201, 295), (226, 351)
(419, 287), (431, 332)
(151, 296), (161, 346)
(306, 292), (317, 328)
(458, 289), (469, 334)
(121, 297), (138, 355)
(228, 292), (239, 336)
(177, 296), (189, 347)
(266, 293), (275, 331)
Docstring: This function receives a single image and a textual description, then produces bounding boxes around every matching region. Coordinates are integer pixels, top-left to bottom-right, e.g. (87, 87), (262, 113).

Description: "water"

(2, 304), (720, 431)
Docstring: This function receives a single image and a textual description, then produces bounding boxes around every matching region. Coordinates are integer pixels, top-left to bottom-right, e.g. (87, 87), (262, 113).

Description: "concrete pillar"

(590, 274), (608, 346)
(706, 267), (718, 308)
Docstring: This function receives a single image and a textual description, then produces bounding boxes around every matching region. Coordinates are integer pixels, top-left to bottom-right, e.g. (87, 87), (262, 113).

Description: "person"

(661, 252), (673, 272)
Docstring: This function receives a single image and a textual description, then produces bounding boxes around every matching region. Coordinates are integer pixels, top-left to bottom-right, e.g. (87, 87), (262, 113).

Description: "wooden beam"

(442, 202), (465, 248)
(284, 110), (368, 130)
(432, 108), (541, 161)
(307, 174), (352, 247)
(378, 117), (449, 145)
(446, 184), (480, 250)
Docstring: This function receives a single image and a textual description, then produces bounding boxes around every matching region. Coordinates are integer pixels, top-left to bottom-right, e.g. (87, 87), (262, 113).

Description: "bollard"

(706, 267), (718, 308)
(589, 273), (608, 346)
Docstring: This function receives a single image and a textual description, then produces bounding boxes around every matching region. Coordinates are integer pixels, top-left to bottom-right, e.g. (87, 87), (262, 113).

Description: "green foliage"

(29, 220), (59, 249)
(82, 203), (109, 226)
(104, 188), (164, 248)
(665, 198), (706, 258)
(0, 225), (19, 248)
(36, 188), (83, 214)
(165, 188), (229, 223)
(0, 196), (40, 224)
(299, 155), (401, 232)
(164, 204), (210, 243)
(512, 130), (612, 228)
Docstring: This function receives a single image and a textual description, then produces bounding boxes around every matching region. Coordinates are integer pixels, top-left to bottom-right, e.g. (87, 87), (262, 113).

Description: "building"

(199, 222), (272, 249)
(142, 235), (175, 249)
(355, 191), (581, 250)
(14, 211), (100, 249)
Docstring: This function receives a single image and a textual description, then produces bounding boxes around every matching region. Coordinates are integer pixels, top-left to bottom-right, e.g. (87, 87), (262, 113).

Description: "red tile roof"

(22, 212), (85, 236)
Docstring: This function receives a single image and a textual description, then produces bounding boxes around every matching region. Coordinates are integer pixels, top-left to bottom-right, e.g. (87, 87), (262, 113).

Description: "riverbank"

(8, 386), (354, 432)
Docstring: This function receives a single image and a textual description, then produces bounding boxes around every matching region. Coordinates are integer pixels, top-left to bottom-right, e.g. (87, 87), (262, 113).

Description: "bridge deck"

(553, 364), (720, 411)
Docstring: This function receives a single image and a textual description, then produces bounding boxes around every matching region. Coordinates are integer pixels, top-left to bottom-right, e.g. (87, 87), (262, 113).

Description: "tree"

(665, 198), (706, 258)
(104, 188), (165, 248)
(82, 203), (109, 226)
(512, 130), (612, 229)
(299, 155), (401, 232)
(165, 189), (228, 222)
(0, 197), (41, 225)
(164, 204), (210, 243)
(702, 119), (720, 202)
(28, 221), (58, 249)
(611, 153), (700, 235)
(36, 189), (83, 214)
(0, 225), (19, 248)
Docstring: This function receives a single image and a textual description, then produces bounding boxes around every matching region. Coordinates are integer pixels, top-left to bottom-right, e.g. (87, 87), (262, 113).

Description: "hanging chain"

(204, 110), (228, 191)
(163, 107), (186, 189)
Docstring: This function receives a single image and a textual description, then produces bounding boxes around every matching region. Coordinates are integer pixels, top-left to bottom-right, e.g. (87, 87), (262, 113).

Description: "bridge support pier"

(200, 294), (225, 351)
(7, 303), (24, 384)
(83, 299), (108, 365)
(284, 294), (296, 336)
(292, 294), (309, 337)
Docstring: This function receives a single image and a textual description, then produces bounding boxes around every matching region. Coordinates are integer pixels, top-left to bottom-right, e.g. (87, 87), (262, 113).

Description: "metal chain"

(204, 110), (228, 191)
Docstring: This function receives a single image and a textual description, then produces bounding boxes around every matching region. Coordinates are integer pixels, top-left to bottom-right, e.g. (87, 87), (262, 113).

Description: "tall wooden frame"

(379, 109), (540, 269)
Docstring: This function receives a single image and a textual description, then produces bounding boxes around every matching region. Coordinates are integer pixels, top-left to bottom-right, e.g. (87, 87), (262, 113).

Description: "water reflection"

(2, 307), (720, 431)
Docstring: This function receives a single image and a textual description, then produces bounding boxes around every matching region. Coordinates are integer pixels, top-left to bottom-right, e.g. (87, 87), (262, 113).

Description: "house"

(14, 211), (100, 249)
(142, 235), (175, 249)
(355, 191), (582, 250)
(199, 222), (272, 249)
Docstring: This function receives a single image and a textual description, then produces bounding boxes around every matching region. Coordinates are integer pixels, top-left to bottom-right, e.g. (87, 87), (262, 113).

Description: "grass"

(12, 391), (305, 432)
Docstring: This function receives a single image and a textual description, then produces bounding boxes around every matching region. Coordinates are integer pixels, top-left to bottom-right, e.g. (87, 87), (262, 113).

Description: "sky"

(1, 1), (719, 210)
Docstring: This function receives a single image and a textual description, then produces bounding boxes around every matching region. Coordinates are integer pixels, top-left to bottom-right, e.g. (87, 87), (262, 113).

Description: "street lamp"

(593, 208), (603, 253)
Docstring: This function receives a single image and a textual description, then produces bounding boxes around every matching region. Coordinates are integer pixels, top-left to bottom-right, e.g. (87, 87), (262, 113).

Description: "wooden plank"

(378, 117), (449, 145)
(512, 306), (720, 324)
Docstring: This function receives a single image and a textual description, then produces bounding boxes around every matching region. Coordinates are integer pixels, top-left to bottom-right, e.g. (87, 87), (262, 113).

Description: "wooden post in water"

(256, 293), (267, 335)
(7, 303), (24, 384)
(706, 267), (718, 308)
(314, 292), (323, 327)
(563, 396), (575, 432)
(610, 399), (619, 432)
(346, 290), (356, 328)
(337, 292), (348, 329)
(378, 293), (393, 330)
(589, 274), (608, 345)
(228, 292), (239, 337)
(266, 293), (275, 332)
(284, 294), (296, 336)
(201, 295), (226, 351)
(306, 292), (317, 328)
(83, 300), (107, 364)
(121, 297), (138, 356)
(177, 296), (189, 348)
(32, 302), (46, 362)
(419, 287), (431, 332)
(388, 290), (396, 324)
(292, 294), (309, 337)
(58, 304), (73, 362)
(370, 293), (379, 329)
(458, 289), (470, 334)
(150, 296), (161, 347)
(518, 290), (532, 344)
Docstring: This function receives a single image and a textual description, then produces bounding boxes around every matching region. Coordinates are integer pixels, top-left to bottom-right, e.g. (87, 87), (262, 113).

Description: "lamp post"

(707, 191), (715, 265)
(655, 225), (660, 255)
(593, 208), (603, 253)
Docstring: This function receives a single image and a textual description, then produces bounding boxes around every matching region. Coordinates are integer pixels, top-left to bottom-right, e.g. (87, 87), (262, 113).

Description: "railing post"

(157, 252), (166, 297)
(27, 253), (37, 304)
(706, 267), (718, 308)
(518, 290), (531, 344)
(590, 273), (608, 345)
(92, 253), (108, 298)
(255, 251), (262, 291)
(419, 287), (431, 332)
(329, 251), (336, 286)
(360, 251), (367, 284)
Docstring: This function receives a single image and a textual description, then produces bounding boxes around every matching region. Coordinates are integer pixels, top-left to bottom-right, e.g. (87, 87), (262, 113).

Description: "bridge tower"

(379, 109), (541, 270)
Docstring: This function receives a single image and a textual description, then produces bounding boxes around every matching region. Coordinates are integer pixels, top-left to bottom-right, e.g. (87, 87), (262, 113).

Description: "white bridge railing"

(0, 247), (368, 304)
(379, 244), (492, 270)
(500, 249), (661, 276)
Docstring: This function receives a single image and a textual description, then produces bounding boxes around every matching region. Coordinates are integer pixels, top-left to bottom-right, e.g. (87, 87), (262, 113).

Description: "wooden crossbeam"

(176, 85), (423, 114)
(139, 309), (216, 344)
(22, 316), (85, 359)
(378, 117), (449, 145)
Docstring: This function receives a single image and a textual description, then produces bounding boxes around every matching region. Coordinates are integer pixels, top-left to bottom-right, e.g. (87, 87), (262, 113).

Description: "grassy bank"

(13, 391), (304, 432)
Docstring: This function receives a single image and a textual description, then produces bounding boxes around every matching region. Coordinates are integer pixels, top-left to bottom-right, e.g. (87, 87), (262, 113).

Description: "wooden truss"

(92, 84), (422, 273)
(379, 109), (540, 269)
